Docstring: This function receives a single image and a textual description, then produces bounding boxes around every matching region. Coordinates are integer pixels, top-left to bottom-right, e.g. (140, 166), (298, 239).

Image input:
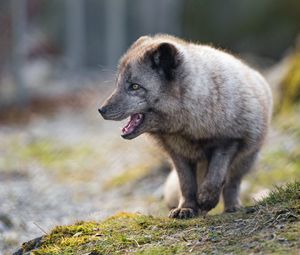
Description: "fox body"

(99, 34), (272, 219)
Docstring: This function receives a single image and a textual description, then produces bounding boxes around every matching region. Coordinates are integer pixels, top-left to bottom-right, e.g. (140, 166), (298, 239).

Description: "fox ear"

(150, 42), (181, 80)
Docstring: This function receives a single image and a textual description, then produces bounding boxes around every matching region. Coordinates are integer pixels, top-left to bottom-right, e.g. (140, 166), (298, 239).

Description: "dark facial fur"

(99, 36), (186, 139)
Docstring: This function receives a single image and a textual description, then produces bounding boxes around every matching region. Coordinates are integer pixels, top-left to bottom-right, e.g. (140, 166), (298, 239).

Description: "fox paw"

(168, 207), (197, 219)
(224, 205), (241, 213)
(197, 185), (221, 211)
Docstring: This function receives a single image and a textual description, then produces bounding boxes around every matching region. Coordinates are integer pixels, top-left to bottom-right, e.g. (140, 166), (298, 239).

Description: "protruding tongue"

(122, 113), (143, 135)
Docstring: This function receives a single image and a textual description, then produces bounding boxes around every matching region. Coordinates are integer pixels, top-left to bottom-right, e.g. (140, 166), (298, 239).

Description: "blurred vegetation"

(24, 0), (300, 60)
(103, 164), (154, 190)
(279, 48), (300, 113)
(0, 137), (101, 182)
(2, 0), (300, 69)
(184, 0), (300, 59)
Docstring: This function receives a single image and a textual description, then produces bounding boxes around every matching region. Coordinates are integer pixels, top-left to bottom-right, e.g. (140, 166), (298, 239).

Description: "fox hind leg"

(223, 150), (259, 212)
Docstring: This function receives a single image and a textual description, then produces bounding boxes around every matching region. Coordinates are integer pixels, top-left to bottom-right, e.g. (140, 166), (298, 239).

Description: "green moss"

(135, 245), (184, 255)
(17, 182), (300, 255)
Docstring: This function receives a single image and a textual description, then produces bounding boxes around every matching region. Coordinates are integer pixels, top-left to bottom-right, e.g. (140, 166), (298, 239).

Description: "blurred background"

(0, 0), (300, 253)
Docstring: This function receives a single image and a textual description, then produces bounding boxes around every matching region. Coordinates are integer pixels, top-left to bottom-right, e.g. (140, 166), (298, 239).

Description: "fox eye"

(129, 83), (140, 91)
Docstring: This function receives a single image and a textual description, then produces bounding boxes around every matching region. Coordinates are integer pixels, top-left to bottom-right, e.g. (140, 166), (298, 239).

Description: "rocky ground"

(1, 55), (300, 254)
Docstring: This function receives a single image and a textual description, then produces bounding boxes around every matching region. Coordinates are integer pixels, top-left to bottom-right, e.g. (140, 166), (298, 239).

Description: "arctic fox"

(99, 34), (273, 219)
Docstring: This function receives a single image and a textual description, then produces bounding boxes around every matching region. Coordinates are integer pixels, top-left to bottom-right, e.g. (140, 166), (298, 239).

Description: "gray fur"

(99, 34), (273, 218)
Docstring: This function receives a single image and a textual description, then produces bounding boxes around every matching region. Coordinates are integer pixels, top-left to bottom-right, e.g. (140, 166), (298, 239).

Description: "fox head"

(99, 35), (187, 139)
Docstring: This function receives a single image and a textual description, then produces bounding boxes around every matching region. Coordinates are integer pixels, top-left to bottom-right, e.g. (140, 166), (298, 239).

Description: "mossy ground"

(17, 182), (300, 255)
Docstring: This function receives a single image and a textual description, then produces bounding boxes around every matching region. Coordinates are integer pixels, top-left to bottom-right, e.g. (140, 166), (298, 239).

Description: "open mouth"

(121, 113), (144, 137)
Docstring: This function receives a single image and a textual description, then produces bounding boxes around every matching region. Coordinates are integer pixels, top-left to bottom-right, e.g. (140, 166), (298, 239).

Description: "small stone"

(268, 233), (276, 240)
(276, 224), (285, 230)
(73, 232), (82, 237)
(234, 219), (244, 223)
(277, 237), (286, 242)
(151, 225), (158, 231)
(245, 207), (256, 214)
(210, 237), (220, 242)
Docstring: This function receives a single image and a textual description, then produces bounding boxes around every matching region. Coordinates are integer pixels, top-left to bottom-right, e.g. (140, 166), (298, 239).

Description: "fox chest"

(160, 135), (207, 161)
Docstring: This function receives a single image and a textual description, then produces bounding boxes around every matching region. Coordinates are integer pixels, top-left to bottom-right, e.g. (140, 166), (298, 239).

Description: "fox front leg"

(168, 155), (198, 219)
(197, 142), (238, 213)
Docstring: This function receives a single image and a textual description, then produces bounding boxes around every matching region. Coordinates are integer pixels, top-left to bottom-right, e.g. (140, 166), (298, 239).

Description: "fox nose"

(98, 107), (107, 117)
